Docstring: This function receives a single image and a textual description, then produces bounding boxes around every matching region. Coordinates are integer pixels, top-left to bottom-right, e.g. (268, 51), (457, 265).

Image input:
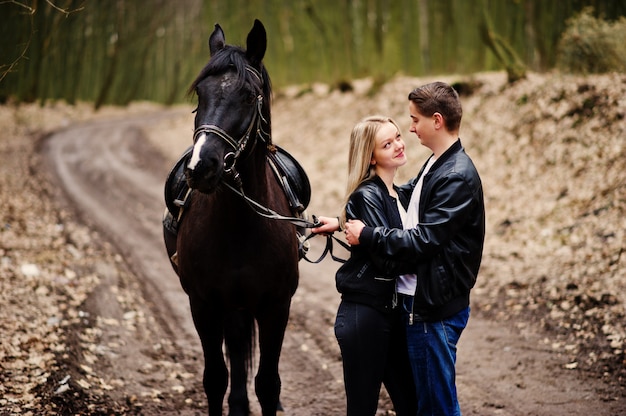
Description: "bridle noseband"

(192, 65), (268, 186)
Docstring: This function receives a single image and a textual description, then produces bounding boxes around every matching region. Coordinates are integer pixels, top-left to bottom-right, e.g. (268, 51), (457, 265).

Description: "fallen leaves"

(466, 73), (626, 392)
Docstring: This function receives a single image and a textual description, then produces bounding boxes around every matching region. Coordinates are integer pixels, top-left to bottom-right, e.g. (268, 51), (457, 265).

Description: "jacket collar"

(425, 138), (463, 173)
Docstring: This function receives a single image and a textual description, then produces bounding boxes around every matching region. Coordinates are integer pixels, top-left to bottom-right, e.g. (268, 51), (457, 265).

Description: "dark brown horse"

(164, 20), (299, 416)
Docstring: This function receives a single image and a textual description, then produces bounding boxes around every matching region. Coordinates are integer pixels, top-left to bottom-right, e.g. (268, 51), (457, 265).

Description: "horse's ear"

(246, 19), (266, 65)
(209, 24), (225, 56)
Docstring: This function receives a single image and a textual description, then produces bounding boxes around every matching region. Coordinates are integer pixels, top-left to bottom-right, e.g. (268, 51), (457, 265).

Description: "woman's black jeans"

(334, 300), (416, 416)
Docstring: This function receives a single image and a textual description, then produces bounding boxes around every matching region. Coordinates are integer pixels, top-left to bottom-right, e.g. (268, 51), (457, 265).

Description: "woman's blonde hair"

(340, 115), (401, 226)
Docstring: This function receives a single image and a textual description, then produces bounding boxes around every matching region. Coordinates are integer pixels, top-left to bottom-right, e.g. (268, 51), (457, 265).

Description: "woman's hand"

(344, 220), (365, 245)
(311, 216), (339, 235)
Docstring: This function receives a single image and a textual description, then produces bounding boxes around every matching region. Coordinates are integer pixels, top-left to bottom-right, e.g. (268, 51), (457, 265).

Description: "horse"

(164, 20), (300, 416)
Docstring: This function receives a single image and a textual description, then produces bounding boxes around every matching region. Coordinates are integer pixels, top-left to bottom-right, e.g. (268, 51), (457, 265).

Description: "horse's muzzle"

(185, 159), (222, 194)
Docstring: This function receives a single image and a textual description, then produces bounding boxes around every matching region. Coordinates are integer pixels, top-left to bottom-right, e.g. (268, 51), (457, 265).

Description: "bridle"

(191, 66), (268, 187)
(187, 64), (347, 263)
(190, 65), (319, 230)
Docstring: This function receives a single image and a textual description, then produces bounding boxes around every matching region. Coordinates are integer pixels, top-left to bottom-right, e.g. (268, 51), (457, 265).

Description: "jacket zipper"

(409, 286), (416, 325)
(392, 286), (398, 309)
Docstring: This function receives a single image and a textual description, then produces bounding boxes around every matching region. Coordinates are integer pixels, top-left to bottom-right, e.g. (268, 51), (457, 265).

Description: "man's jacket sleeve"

(360, 173), (476, 263)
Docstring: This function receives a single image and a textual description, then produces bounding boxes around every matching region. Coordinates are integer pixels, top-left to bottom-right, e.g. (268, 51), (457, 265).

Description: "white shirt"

(397, 156), (437, 296)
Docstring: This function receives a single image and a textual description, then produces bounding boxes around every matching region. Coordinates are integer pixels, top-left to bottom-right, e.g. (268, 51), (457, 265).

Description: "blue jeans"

(401, 295), (469, 416)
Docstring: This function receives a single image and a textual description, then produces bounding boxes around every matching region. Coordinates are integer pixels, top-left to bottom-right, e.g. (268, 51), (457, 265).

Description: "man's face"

(409, 101), (437, 149)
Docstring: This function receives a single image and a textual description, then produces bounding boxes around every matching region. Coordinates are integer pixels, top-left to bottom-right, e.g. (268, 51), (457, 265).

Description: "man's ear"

(433, 112), (444, 129)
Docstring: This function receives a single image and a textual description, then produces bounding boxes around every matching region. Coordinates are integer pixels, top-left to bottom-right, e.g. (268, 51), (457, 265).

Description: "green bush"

(557, 7), (626, 74)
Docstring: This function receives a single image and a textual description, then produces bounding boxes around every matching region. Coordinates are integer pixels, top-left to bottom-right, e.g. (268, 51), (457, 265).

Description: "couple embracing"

(313, 81), (485, 416)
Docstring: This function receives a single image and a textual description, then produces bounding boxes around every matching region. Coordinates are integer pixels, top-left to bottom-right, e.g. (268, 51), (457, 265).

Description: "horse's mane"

(188, 45), (272, 105)
(188, 45), (272, 145)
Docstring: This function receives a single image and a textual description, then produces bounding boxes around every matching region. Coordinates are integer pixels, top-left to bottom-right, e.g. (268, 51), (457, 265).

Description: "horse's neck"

(236, 150), (271, 201)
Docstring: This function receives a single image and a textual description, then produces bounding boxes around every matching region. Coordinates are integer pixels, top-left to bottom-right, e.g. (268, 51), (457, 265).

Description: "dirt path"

(42, 110), (623, 415)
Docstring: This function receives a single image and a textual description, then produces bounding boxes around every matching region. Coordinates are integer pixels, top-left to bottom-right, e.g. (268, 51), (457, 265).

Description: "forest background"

(2, 0), (626, 108)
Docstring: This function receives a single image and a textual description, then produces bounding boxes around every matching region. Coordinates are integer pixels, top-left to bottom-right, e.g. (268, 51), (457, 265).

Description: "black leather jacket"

(359, 140), (485, 321)
(335, 175), (410, 313)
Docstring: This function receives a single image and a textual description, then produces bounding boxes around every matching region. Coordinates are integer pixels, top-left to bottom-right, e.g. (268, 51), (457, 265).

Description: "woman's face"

(371, 122), (407, 170)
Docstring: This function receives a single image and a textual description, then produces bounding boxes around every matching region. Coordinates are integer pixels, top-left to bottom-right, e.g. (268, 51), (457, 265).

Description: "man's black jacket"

(359, 140), (485, 321)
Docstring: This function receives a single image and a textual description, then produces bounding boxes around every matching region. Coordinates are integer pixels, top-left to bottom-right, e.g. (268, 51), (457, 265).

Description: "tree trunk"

(479, 0), (526, 83)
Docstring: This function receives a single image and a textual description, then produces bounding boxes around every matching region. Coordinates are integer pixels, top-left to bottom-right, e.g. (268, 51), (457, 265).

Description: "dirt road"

(42, 109), (623, 415)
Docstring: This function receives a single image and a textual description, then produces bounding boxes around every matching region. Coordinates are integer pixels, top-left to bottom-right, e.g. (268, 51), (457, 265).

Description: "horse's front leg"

(254, 298), (291, 416)
(225, 309), (254, 416)
(190, 297), (228, 416)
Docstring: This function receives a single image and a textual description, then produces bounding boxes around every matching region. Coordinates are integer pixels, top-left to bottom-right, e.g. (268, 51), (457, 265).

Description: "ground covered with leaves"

(465, 72), (626, 386)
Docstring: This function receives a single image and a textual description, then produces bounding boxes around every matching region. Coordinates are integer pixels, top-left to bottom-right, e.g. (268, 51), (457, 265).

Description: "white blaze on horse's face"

(188, 73), (237, 172)
(188, 133), (206, 171)
(221, 76), (234, 90)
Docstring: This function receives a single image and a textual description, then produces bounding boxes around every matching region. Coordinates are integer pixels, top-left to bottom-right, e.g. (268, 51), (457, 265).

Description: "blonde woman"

(333, 115), (416, 416)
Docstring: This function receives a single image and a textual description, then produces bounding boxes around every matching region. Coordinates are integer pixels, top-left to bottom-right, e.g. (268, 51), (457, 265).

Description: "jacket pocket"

(418, 257), (453, 307)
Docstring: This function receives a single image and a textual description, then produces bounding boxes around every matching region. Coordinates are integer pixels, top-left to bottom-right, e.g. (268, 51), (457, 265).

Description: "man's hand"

(311, 216), (339, 235)
(344, 219), (365, 245)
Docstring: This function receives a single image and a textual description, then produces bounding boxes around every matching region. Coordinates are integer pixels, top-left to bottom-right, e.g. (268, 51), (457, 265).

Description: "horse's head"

(185, 19), (271, 194)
